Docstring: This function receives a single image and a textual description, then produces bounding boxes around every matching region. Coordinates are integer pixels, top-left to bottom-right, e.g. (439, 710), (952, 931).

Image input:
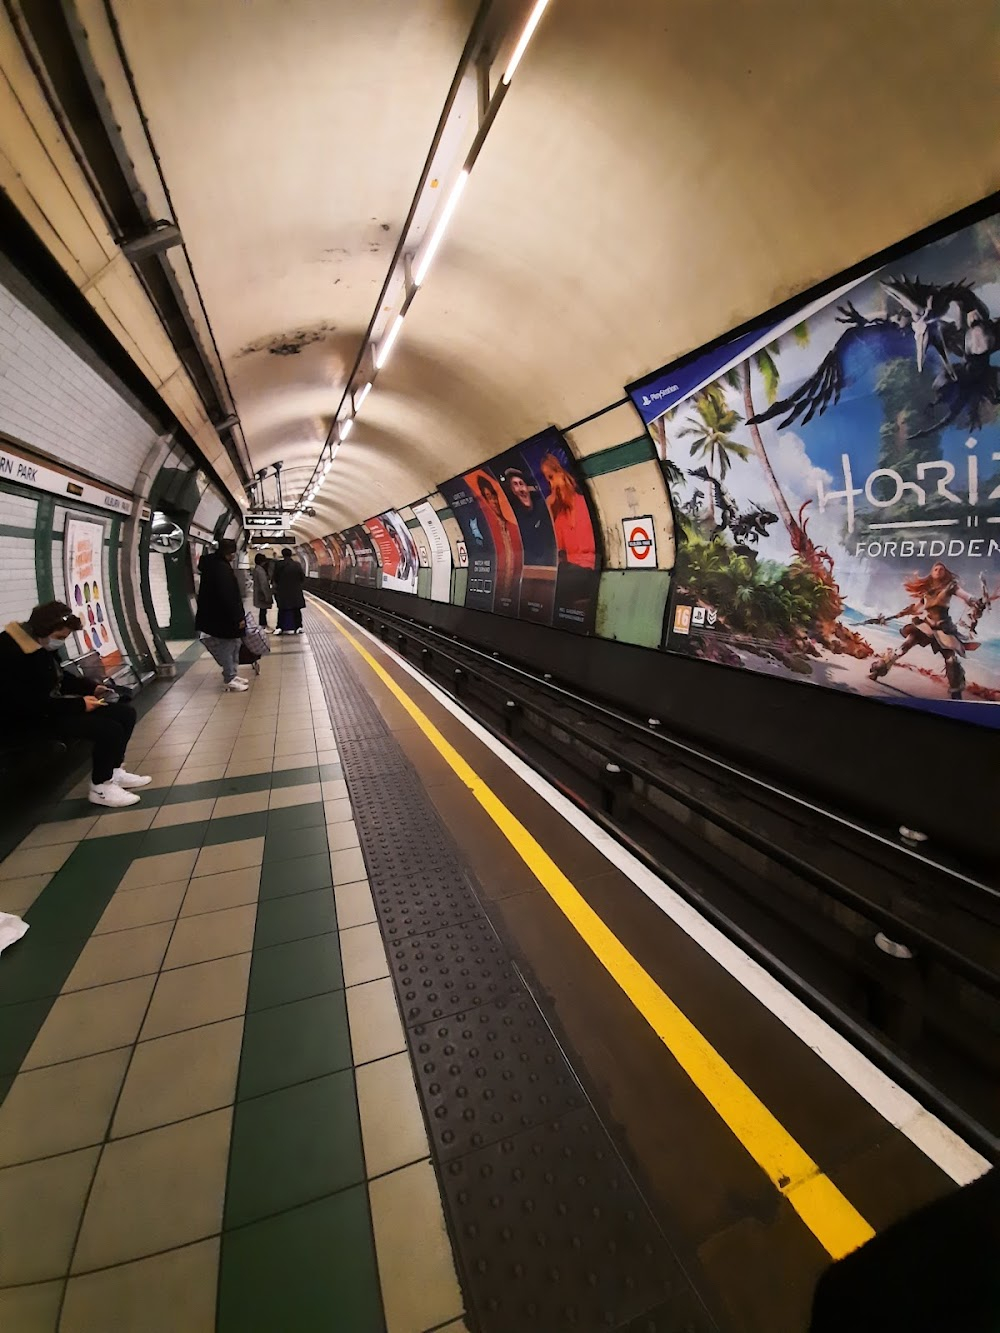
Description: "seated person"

(0, 601), (150, 808)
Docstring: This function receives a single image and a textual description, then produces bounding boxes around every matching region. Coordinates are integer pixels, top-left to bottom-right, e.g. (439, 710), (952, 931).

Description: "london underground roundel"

(622, 516), (657, 568)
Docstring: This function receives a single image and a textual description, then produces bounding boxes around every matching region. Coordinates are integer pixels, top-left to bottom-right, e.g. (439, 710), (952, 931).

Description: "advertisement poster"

(517, 429), (601, 631)
(464, 469), (523, 616)
(344, 525), (378, 588)
(438, 476), (496, 611)
(492, 444), (557, 622)
(628, 204), (1000, 726)
(412, 500), (453, 602)
(365, 512), (418, 594)
(64, 517), (122, 668)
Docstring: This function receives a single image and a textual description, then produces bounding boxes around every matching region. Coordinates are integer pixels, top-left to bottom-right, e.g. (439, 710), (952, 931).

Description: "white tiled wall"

(0, 276), (158, 491)
(0, 489), (38, 626)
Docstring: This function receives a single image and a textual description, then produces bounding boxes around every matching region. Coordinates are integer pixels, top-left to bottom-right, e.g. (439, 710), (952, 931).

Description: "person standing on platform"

(272, 547), (306, 635)
(252, 552), (273, 631)
(195, 537), (248, 691)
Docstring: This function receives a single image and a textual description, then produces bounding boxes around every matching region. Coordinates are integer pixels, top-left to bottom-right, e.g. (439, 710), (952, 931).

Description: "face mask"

(40, 637), (63, 651)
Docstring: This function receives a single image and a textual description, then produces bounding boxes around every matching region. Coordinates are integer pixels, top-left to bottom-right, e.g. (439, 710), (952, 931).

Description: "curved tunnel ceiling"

(108, 0), (1000, 538)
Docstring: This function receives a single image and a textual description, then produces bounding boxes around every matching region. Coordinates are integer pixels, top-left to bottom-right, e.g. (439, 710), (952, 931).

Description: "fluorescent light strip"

(354, 381), (372, 410)
(503, 0), (549, 84)
(413, 170), (470, 287)
(339, 417), (354, 441)
(374, 314), (404, 370)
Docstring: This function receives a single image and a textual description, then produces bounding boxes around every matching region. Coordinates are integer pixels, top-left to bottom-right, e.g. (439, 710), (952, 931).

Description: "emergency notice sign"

(622, 516), (657, 569)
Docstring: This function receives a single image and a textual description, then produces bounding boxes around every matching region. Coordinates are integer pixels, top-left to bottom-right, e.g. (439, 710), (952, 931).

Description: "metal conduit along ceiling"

(91, 0), (1000, 539)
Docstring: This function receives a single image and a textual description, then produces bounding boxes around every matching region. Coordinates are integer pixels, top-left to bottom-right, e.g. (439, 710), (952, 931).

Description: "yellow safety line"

(311, 598), (875, 1259)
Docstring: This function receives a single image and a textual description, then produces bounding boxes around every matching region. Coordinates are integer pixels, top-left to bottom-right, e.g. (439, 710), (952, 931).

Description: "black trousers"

(257, 606), (269, 628)
(51, 702), (137, 784)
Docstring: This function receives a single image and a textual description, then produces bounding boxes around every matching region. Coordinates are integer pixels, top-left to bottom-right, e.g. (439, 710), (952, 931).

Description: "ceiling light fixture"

(412, 170), (469, 287)
(339, 417), (354, 441)
(503, 0), (550, 83)
(354, 381), (372, 411)
(374, 314), (404, 370)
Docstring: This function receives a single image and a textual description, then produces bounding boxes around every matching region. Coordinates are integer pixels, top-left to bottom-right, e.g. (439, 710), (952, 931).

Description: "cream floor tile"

(369, 1159), (464, 1333)
(267, 781), (321, 809)
(94, 879), (188, 935)
(327, 820), (360, 852)
(63, 922), (172, 991)
(119, 848), (199, 892)
(356, 1053), (429, 1179)
(84, 807), (157, 838)
(212, 790), (269, 818)
(138, 765), (182, 786)
(271, 751), (316, 771)
(111, 1019), (243, 1138)
(144, 744), (195, 763)
(0, 842), (74, 880)
(0, 1147), (100, 1285)
(331, 846), (367, 885)
(345, 977), (406, 1066)
(324, 796), (353, 825)
(316, 747), (340, 764)
(225, 756), (274, 778)
(18, 815), (98, 848)
(140, 952), (252, 1040)
(176, 762), (228, 784)
(192, 837), (265, 878)
(23, 976), (157, 1070)
(0, 872), (51, 916)
(71, 1109), (232, 1273)
(235, 718), (279, 738)
(0, 1048), (130, 1167)
(229, 736), (274, 759)
(163, 904), (257, 969)
(149, 798), (216, 829)
(334, 878), (377, 929)
(61, 1237), (220, 1333)
(274, 731), (316, 756)
(340, 922), (390, 988)
(180, 866), (261, 916)
(0, 1280), (63, 1332)
(322, 778), (349, 801)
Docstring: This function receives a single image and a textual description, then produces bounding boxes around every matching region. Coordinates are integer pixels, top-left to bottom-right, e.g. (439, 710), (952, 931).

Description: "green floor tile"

(247, 933), (343, 1011)
(258, 853), (332, 900)
(225, 1069), (363, 1227)
(159, 778), (230, 805)
(203, 810), (269, 846)
(0, 934), (84, 1004)
(0, 996), (56, 1076)
(266, 802), (326, 835)
(268, 764), (320, 789)
(319, 762), (344, 781)
(218, 1187), (382, 1333)
(263, 824), (328, 864)
(238, 990), (352, 1100)
(253, 887), (337, 948)
(138, 822), (208, 856)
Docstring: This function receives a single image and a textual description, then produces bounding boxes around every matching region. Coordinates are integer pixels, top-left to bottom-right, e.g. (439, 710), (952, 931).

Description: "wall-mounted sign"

(0, 441), (133, 514)
(622, 516), (657, 568)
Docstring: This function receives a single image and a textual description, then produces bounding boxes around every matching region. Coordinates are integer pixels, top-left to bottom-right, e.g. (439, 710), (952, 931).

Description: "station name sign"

(0, 441), (134, 516)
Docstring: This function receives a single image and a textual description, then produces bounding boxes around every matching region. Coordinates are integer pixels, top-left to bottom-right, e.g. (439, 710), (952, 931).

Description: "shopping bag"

(241, 621), (270, 659)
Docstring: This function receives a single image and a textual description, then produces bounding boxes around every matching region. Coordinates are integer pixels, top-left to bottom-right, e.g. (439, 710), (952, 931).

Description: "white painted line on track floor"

(312, 597), (990, 1188)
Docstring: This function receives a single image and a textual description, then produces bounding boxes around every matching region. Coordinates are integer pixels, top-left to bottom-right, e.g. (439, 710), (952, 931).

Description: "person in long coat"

(272, 548), (306, 635)
(252, 553), (273, 629)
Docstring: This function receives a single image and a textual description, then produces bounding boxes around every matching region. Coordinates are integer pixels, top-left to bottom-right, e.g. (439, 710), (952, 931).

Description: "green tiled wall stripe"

(0, 832), (147, 1086)
(218, 812), (386, 1331)
(34, 492), (55, 605)
(578, 433), (658, 477)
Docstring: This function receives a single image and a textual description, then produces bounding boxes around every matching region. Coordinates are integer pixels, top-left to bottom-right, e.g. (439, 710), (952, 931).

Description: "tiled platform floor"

(0, 636), (468, 1332)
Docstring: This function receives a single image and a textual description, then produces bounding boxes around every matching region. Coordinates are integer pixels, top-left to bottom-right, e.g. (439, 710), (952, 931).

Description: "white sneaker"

(112, 766), (152, 789)
(89, 782), (140, 808)
(223, 677), (249, 692)
(273, 629), (283, 636)
(295, 628), (304, 635)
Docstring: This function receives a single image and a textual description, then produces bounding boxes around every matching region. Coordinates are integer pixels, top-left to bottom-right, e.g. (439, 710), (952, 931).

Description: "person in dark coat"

(0, 601), (150, 807)
(252, 552), (273, 630)
(195, 538), (248, 690)
(272, 548), (306, 635)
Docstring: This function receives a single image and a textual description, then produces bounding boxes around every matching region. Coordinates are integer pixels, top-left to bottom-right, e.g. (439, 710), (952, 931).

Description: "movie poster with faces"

(64, 517), (123, 668)
(437, 475), (497, 612)
(343, 525), (378, 588)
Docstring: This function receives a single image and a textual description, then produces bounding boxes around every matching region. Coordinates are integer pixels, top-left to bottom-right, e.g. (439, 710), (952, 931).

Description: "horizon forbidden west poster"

(629, 204), (1000, 728)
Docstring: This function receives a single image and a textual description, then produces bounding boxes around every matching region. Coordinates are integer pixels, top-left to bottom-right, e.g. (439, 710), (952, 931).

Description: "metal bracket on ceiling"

(476, 50), (491, 126)
(119, 221), (183, 262)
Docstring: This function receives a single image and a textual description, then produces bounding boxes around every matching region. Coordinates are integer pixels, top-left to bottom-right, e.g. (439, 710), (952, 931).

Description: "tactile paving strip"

(411, 994), (586, 1159)
(307, 605), (716, 1333)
